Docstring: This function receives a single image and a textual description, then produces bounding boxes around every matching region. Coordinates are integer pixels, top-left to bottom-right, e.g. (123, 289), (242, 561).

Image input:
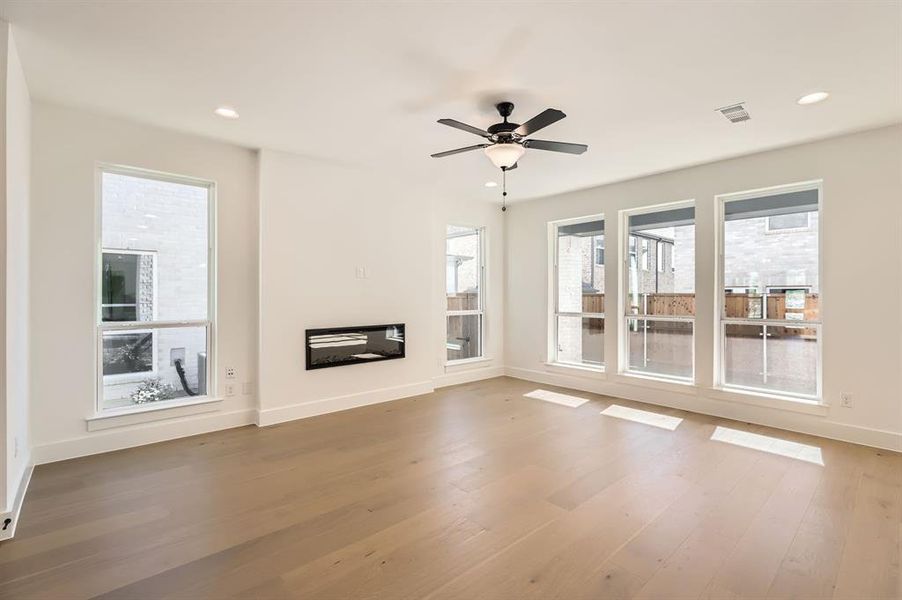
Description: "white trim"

(708, 386), (828, 415)
(445, 356), (494, 368)
(613, 372), (699, 394)
(86, 396), (224, 431)
(257, 381), (434, 427)
(33, 407), (256, 465)
(0, 463), (33, 542)
(543, 361), (607, 378)
(434, 366), (506, 388)
(503, 367), (901, 452)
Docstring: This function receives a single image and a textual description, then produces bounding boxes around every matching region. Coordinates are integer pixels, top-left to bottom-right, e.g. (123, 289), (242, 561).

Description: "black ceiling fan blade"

(437, 118), (492, 138)
(514, 108), (566, 136)
(430, 144), (489, 158)
(523, 139), (588, 155)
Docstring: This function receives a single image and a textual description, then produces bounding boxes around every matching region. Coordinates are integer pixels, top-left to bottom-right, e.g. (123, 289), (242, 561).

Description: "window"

(624, 203), (695, 381)
(101, 251), (155, 322)
(766, 212), (809, 232)
(98, 168), (213, 412)
(552, 216), (605, 368)
(594, 237), (605, 266)
(656, 242), (665, 273)
(446, 225), (484, 362)
(719, 183), (821, 399)
(640, 239), (650, 270)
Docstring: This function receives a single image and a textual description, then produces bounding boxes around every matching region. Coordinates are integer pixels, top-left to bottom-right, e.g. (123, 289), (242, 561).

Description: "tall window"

(99, 168), (213, 411)
(446, 225), (484, 362)
(552, 216), (605, 368)
(624, 203), (695, 381)
(719, 183), (821, 399)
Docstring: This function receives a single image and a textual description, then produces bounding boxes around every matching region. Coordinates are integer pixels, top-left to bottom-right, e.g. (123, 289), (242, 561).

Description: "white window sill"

(543, 362), (607, 378)
(708, 386), (828, 416)
(86, 395), (223, 431)
(445, 356), (493, 370)
(613, 372), (699, 395)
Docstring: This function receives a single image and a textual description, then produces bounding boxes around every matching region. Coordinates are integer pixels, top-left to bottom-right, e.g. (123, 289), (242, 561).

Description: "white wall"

(0, 21), (32, 524)
(30, 103), (259, 463)
(505, 125), (902, 450)
(256, 150), (504, 424)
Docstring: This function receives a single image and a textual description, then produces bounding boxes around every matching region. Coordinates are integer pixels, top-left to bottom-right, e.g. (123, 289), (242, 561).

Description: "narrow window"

(552, 216), (605, 368)
(99, 168), (213, 411)
(624, 203), (695, 381)
(766, 212), (809, 232)
(446, 225), (484, 362)
(720, 183), (821, 399)
(594, 237), (605, 266)
(640, 239), (650, 270)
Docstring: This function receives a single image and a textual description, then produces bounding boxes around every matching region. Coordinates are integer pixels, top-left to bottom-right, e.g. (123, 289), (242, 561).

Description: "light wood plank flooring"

(1, 377), (899, 599)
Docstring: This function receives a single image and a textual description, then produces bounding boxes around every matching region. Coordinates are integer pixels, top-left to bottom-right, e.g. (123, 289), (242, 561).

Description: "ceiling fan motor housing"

(488, 101), (521, 140)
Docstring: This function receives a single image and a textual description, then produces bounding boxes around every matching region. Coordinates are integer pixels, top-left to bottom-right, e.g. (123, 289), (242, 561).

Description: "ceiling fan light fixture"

(484, 143), (525, 169)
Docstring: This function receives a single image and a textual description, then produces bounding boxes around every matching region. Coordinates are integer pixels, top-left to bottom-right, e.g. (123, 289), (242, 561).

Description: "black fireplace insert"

(305, 323), (405, 370)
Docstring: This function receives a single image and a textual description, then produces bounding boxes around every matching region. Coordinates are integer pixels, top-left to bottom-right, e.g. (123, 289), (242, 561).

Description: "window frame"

(94, 164), (217, 414)
(640, 238), (650, 271)
(100, 249), (159, 383)
(100, 247), (157, 322)
(715, 180), (823, 403)
(765, 211), (811, 233)
(445, 224), (486, 365)
(619, 200), (696, 384)
(549, 214), (606, 371)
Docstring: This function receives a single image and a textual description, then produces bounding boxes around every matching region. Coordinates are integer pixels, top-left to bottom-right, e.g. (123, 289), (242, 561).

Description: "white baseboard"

(434, 366), (506, 388)
(0, 462), (33, 542)
(505, 366), (902, 452)
(257, 381), (435, 427)
(32, 408), (257, 465)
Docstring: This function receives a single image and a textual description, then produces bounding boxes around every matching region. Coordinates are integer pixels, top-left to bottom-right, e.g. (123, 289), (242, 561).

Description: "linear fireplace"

(305, 323), (405, 370)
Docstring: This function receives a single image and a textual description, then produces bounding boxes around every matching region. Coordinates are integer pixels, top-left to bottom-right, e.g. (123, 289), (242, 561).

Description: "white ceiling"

(2, 1), (900, 201)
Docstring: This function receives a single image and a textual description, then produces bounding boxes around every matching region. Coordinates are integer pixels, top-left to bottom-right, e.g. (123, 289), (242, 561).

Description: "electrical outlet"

(170, 347), (186, 366)
(840, 392), (853, 408)
(355, 266), (367, 279)
(225, 383), (236, 397)
(226, 367), (236, 379)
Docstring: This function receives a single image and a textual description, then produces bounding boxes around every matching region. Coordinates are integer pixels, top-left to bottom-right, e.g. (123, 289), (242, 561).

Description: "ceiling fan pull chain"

(501, 167), (507, 212)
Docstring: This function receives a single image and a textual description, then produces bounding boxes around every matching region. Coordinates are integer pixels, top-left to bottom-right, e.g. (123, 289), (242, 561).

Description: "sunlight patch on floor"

(524, 389), (590, 408)
(710, 426), (824, 465)
(600, 404), (683, 430)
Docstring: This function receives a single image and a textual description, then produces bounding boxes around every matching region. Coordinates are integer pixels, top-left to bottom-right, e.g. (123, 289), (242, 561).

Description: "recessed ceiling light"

(143, 213), (158, 219)
(797, 91), (829, 105)
(484, 181), (498, 188)
(214, 106), (239, 119)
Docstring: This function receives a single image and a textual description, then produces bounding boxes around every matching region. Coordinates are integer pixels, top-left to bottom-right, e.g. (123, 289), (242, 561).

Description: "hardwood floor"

(1, 377), (899, 599)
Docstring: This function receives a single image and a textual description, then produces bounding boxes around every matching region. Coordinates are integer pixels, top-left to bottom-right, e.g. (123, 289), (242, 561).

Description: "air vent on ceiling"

(717, 102), (750, 123)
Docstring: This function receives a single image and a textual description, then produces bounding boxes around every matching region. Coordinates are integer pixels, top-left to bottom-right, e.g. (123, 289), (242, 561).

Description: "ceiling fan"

(430, 101), (588, 171)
